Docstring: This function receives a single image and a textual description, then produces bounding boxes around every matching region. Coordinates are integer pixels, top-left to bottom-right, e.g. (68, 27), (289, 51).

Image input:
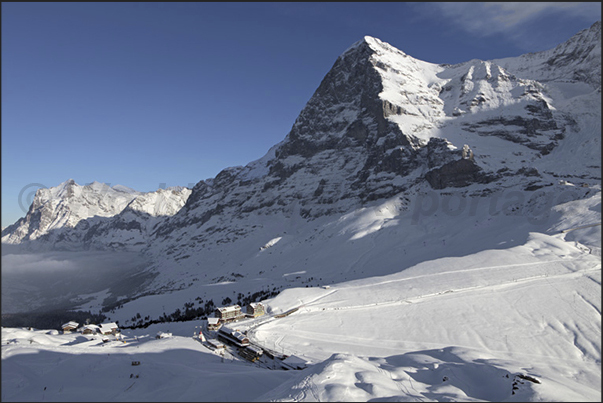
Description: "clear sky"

(2, 2), (601, 227)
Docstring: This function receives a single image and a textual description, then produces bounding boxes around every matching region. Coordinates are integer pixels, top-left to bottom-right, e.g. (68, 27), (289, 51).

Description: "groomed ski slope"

(253, 231), (600, 401)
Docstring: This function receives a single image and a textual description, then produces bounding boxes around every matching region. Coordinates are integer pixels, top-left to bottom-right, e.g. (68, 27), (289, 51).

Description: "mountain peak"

(342, 35), (407, 59)
(492, 20), (601, 87)
(3, 24), (600, 253)
(61, 178), (77, 187)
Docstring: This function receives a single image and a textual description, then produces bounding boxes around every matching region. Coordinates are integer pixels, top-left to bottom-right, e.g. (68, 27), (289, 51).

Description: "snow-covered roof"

(99, 322), (118, 331)
(207, 317), (220, 325)
(217, 305), (241, 313)
(61, 321), (79, 329)
(232, 331), (248, 342)
(249, 302), (263, 308)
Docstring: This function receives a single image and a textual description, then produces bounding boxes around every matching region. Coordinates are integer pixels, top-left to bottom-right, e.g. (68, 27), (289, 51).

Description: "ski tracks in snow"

(298, 257), (600, 314)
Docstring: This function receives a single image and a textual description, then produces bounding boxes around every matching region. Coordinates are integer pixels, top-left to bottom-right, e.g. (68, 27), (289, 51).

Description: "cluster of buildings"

(61, 321), (120, 337)
(202, 301), (309, 370)
(207, 302), (265, 331)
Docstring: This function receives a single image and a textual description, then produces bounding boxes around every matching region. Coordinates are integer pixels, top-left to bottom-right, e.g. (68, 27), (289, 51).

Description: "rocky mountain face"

(2, 180), (139, 244)
(493, 21), (601, 88)
(3, 22), (600, 262)
(1, 181), (191, 251)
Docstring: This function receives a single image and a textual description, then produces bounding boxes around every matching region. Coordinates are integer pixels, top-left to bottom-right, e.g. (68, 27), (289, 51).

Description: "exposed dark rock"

(425, 159), (496, 189)
(517, 167), (541, 177)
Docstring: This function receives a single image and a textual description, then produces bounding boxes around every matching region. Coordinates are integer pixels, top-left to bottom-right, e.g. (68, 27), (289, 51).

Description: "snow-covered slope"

(137, 21), (600, 291)
(2, 192), (599, 401)
(492, 21), (601, 88)
(253, 222), (600, 401)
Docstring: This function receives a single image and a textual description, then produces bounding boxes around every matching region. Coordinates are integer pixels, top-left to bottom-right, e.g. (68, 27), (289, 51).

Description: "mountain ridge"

(3, 22), (600, 265)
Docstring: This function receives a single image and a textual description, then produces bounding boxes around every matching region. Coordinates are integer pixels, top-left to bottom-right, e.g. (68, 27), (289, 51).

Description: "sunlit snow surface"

(2, 192), (600, 401)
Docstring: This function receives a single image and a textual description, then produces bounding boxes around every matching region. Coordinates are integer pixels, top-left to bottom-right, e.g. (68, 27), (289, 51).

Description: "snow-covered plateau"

(2, 22), (601, 402)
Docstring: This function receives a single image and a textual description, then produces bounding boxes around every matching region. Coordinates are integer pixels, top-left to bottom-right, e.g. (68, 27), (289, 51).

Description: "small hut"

(99, 322), (119, 336)
(61, 321), (79, 333)
(156, 331), (172, 339)
(81, 324), (100, 335)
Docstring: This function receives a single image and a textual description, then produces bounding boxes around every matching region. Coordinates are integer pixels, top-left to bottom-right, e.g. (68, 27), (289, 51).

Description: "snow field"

(251, 231), (600, 401)
(1, 326), (295, 402)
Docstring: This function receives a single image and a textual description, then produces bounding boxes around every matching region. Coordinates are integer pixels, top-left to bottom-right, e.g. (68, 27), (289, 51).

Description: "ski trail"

(342, 257), (598, 292)
(297, 265), (600, 314)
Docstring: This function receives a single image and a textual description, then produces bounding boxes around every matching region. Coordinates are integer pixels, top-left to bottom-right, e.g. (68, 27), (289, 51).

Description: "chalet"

(246, 302), (265, 318)
(207, 317), (222, 331)
(61, 321), (79, 333)
(99, 322), (119, 336)
(215, 305), (244, 323)
(81, 324), (100, 335)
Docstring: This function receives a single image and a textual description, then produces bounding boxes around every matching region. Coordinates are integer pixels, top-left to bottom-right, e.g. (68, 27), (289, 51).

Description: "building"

(217, 327), (250, 347)
(81, 324), (100, 335)
(61, 321), (79, 333)
(215, 305), (243, 323)
(156, 331), (172, 339)
(99, 322), (119, 335)
(207, 317), (222, 331)
(246, 302), (265, 318)
(206, 338), (224, 350)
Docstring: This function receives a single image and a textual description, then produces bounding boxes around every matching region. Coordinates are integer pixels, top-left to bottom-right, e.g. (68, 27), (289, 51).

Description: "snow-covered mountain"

(4, 23), (599, 258)
(2, 22), (601, 403)
(2, 21), (600, 291)
(1, 180), (191, 251)
(141, 21), (599, 289)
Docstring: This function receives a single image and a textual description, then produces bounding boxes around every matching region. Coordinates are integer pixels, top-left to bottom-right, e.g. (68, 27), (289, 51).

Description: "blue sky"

(2, 2), (601, 227)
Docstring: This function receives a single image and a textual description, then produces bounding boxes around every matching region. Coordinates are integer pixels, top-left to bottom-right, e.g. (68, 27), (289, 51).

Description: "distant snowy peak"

(5, 180), (141, 242)
(123, 187), (192, 217)
(492, 21), (601, 88)
(1, 180), (191, 245)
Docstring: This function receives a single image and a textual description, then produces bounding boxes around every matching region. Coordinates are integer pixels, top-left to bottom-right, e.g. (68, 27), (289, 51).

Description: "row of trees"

(123, 299), (217, 329)
(3, 285), (286, 331)
(122, 286), (284, 329)
(2, 309), (107, 331)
